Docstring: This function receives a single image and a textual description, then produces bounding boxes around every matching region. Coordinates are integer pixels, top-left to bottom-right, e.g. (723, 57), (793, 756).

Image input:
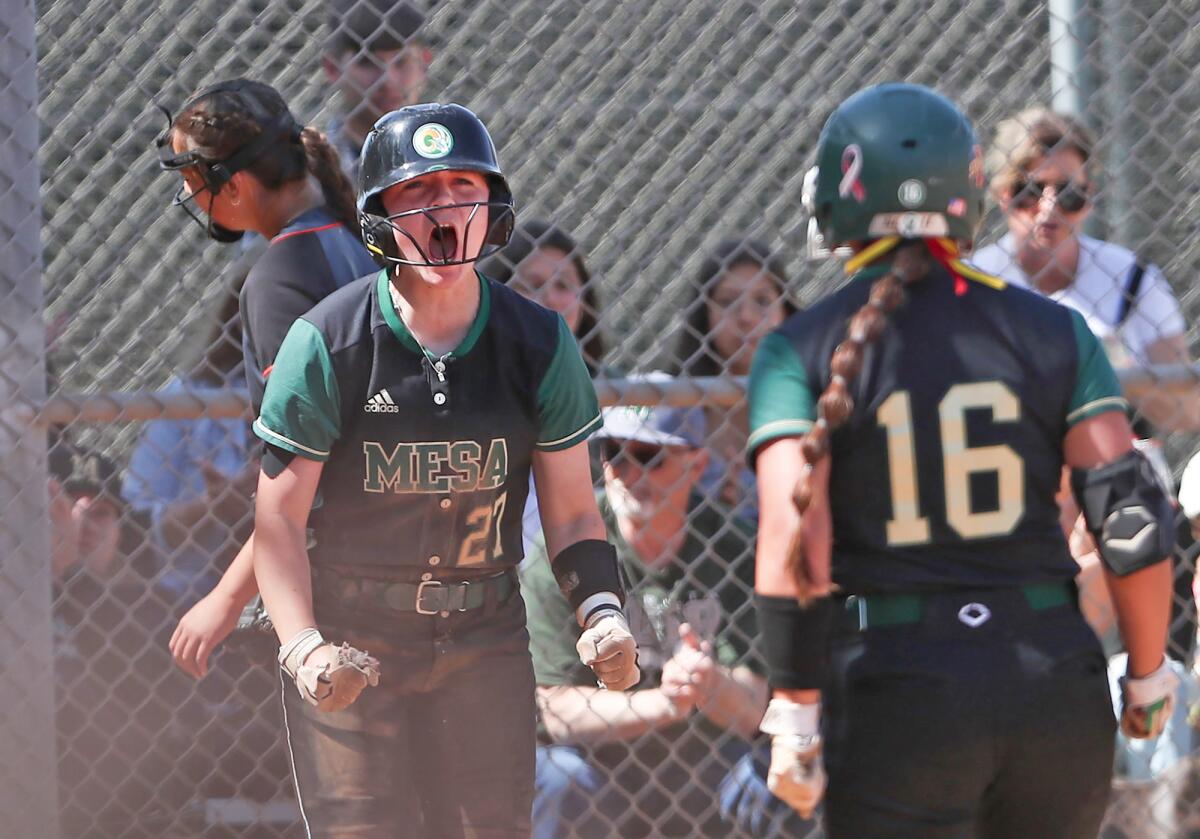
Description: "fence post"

(0, 2), (60, 836)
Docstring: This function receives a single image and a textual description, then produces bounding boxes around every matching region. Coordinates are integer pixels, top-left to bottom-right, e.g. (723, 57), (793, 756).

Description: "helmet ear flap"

(481, 174), (514, 249)
(359, 212), (398, 264)
(484, 204), (515, 249)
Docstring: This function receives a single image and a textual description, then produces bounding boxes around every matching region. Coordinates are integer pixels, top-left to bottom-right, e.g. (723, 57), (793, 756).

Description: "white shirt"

(970, 233), (1185, 367)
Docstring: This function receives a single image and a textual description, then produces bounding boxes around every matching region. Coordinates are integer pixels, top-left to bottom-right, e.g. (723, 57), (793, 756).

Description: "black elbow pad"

(1071, 449), (1175, 576)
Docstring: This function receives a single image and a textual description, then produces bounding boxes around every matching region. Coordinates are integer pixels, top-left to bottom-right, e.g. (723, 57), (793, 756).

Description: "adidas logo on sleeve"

(364, 389), (400, 413)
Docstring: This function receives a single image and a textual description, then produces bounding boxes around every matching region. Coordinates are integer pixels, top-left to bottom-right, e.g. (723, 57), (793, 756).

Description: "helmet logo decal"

(947, 198), (967, 217)
(839, 144), (866, 202)
(898, 179), (926, 208)
(413, 123), (454, 159)
(969, 144), (985, 188)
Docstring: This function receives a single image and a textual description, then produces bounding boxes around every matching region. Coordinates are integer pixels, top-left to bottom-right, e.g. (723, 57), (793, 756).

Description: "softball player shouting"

(251, 103), (638, 837)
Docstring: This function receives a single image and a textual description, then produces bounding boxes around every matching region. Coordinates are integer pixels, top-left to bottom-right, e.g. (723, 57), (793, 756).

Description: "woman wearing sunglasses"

(970, 107), (1197, 432)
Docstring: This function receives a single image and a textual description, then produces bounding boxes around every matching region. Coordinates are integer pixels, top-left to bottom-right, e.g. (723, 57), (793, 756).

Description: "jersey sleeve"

(536, 316), (602, 451)
(1066, 308), (1128, 427)
(252, 319), (342, 461)
(746, 330), (816, 463)
(518, 540), (592, 687)
(1126, 263), (1187, 358)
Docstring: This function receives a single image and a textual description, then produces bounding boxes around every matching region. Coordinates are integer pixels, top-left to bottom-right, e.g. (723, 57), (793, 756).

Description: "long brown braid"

(787, 242), (932, 601)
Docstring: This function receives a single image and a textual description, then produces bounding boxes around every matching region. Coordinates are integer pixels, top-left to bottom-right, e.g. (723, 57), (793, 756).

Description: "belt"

(839, 581), (1075, 631)
(314, 566), (516, 615)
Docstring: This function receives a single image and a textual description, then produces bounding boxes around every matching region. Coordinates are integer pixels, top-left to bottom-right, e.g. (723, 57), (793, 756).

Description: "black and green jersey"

(748, 261), (1127, 593)
(253, 270), (601, 569)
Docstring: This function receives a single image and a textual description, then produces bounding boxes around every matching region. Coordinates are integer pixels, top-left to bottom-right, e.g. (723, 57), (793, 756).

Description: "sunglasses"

(601, 441), (669, 470)
(1010, 178), (1090, 213)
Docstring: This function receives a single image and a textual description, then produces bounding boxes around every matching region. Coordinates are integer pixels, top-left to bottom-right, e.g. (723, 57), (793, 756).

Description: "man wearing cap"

(323, 0), (432, 180)
(51, 448), (143, 585)
(520, 396), (799, 837)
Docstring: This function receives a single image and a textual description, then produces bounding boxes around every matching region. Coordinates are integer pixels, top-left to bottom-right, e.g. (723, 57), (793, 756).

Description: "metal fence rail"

(10, 0), (1200, 836)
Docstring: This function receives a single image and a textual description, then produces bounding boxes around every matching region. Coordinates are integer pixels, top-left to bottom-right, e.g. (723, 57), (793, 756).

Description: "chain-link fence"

(9, 0), (1200, 835)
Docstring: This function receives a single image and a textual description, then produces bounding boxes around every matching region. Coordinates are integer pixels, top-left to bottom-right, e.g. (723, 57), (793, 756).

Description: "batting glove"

(576, 607), (640, 691)
(760, 698), (825, 819)
(279, 628), (381, 713)
(1120, 657), (1179, 740)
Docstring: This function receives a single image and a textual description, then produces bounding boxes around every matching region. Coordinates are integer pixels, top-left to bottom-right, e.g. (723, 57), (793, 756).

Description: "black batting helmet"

(357, 103), (515, 266)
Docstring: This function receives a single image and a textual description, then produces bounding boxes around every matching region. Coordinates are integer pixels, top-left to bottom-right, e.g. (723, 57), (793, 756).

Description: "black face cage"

(360, 200), (515, 267)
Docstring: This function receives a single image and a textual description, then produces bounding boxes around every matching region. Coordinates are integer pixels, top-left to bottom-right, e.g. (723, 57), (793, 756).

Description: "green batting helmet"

(809, 83), (984, 252)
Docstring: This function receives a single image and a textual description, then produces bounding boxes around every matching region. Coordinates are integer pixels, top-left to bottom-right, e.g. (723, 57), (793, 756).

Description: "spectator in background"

(323, 0), (432, 180)
(481, 220), (609, 559)
(52, 450), (156, 588)
(521, 395), (801, 837)
(973, 107), (1200, 687)
(482, 220), (607, 375)
(670, 239), (794, 521)
(971, 107), (1200, 432)
(51, 451), (184, 837)
(122, 289), (255, 601)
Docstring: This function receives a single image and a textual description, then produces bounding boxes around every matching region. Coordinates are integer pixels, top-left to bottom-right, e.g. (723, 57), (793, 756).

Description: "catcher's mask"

(357, 103), (514, 267)
(156, 80), (301, 243)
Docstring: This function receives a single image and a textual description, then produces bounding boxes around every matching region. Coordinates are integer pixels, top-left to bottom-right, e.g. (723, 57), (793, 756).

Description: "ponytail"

(787, 242), (932, 601)
(300, 126), (358, 232)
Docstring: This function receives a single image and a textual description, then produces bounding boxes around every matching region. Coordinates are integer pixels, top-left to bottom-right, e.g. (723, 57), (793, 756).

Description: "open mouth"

(428, 224), (459, 264)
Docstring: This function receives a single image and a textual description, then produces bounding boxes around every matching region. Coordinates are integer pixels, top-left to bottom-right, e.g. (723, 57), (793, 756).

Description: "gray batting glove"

(576, 607), (640, 691)
(760, 698), (825, 819)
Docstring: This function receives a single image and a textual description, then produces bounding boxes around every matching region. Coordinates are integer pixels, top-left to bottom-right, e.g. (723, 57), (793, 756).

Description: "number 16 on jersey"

(878, 381), (1026, 546)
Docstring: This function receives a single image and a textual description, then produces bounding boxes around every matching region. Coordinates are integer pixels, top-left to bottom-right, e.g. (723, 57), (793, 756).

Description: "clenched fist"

(279, 628), (381, 713)
(576, 608), (640, 691)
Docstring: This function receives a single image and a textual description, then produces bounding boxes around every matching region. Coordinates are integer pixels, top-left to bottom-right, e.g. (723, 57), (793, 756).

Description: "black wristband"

(755, 593), (833, 690)
(551, 539), (624, 611)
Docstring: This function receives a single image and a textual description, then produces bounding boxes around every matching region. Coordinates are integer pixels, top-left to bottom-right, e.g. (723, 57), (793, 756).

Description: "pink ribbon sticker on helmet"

(839, 144), (866, 202)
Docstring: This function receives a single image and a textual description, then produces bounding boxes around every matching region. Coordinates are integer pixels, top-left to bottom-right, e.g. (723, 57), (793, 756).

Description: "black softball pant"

(281, 580), (535, 838)
(822, 587), (1116, 839)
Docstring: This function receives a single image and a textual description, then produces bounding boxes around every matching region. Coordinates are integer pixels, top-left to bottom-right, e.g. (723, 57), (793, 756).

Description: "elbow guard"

(1071, 449), (1174, 576)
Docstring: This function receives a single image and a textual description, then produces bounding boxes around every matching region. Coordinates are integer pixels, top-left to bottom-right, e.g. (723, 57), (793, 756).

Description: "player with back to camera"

(157, 79), (378, 678)
(749, 83), (1177, 837)
(249, 103), (639, 836)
